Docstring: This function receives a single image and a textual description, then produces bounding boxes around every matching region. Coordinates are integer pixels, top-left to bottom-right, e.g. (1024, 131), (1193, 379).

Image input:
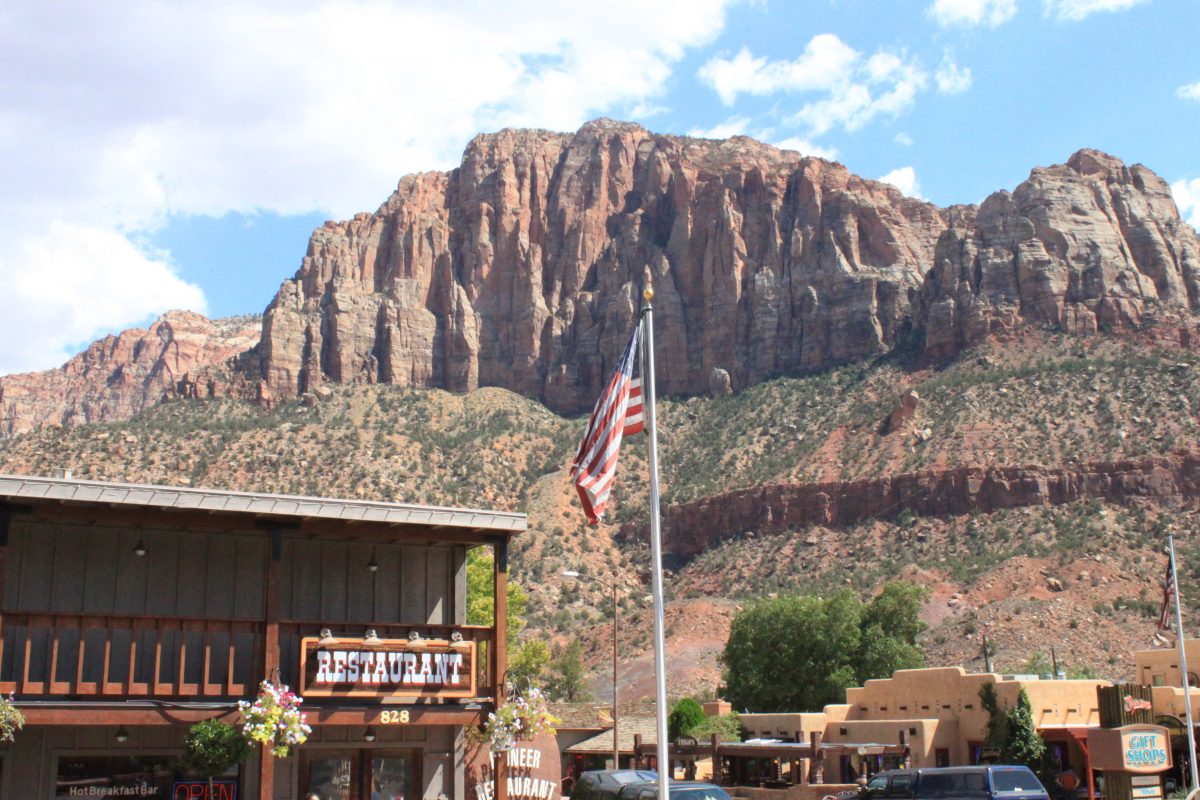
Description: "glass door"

(305, 751), (357, 800)
(367, 752), (415, 800)
(303, 750), (417, 800)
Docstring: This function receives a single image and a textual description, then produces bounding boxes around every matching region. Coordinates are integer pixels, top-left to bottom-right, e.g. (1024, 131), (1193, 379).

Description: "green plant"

(0, 694), (24, 742)
(668, 698), (706, 740)
(184, 719), (252, 796)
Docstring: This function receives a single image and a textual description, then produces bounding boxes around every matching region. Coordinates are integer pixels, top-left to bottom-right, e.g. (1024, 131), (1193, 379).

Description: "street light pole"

(562, 570), (620, 770)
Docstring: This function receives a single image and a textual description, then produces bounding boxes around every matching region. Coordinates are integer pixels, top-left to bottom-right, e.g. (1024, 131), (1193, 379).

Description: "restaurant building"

(0, 473), (524, 800)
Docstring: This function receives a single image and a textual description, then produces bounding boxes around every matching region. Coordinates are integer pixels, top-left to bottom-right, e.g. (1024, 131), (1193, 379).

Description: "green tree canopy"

(668, 697), (706, 740)
(466, 546), (529, 645)
(546, 641), (593, 702)
(721, 582), (929, 712)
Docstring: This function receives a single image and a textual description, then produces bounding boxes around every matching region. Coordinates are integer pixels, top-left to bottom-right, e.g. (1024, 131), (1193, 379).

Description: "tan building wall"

(739, 667), (1109, 773)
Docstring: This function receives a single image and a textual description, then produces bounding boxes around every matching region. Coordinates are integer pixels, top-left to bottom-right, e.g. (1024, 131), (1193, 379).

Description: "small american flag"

(1159, 553), (1176, 632)
(571, 325), (644, 524)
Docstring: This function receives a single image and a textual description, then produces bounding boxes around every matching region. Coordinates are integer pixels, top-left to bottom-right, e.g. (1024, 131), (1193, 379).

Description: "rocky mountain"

(6, 122), (1197, 436)
(0, 311), (261, 437)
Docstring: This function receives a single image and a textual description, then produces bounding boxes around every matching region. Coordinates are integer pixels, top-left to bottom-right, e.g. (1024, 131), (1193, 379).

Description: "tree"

(980, 685), (1046, 771)
(509, 640), (552, 692)
(721, 582), (929, 713)
(668, 697), (706, 740)
(689, 711), (743, 742)
(1001, 689), (1046, 769)
(466, 547), (528, 645)
(546, 641), (593, 702)
(184, 719), (251, 799)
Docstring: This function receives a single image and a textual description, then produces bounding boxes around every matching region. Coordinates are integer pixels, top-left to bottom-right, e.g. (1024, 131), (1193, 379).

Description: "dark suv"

(863, 767), (1049, 800)
(571, 771), (659, 800)
(615, 781), (733, 800)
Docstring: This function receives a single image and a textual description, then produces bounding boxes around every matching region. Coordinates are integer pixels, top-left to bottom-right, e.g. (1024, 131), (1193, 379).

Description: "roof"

(567, 717), (659, 753)
(550, 703), (615, 730)
(0, 473), (527, 533)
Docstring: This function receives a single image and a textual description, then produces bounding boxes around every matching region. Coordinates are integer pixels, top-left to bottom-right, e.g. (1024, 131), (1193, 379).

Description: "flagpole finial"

(643, 287), (654, 302)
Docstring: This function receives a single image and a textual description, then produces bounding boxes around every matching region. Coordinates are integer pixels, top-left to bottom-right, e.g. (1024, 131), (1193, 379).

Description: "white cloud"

(894, 132), (914, 146)
(1043, 0), (1149, 20)
(698, 35), (861, 106)
(1173, 178), (1200, 230)
(0, 0), (732, 375)
(772, 137), (839, 160)
(699, 35), (929, 138)
(688, 117), (752, 139)
(878, 167), (923, 199)
(927, 0), (1017, 27)
(935, 52), (974, 94)
(1178, 82), (1200, 101)
(0, 222), (206, 373)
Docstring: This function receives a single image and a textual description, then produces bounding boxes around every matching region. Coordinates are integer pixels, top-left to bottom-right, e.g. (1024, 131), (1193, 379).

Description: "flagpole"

(640, 287), (671, 800)
(1170, 534), (1199, 792)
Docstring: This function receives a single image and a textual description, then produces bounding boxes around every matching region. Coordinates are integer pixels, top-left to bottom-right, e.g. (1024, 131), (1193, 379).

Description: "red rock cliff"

(256, 119), (946, 414)
(650, 449), (1200, 558)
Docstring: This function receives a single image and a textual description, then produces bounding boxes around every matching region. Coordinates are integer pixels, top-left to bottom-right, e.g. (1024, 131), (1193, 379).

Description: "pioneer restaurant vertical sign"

(300, 635), (477, 698)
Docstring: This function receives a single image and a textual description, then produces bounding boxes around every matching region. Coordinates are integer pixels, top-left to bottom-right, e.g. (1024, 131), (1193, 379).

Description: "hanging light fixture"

(363, 629), (383, 646)
(318, 628), (338, 648)
(407, 630), (427, 650)
(450, 631), (471, 652)
(132, 538), (146, 557)
(364, 725), (377, 742)
(115, 726), (129, 743)
(367, 549), (379, 572)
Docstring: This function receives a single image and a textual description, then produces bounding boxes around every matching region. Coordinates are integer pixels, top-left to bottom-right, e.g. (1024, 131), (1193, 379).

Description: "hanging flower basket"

(472, 688), (558, 753)
(238, 679), (311, 758)
(0, 694), (24, 742)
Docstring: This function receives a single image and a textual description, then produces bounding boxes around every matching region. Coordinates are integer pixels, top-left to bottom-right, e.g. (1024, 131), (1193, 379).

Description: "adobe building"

(739, 667), (1108, 784)
(0, 473), (525, 799)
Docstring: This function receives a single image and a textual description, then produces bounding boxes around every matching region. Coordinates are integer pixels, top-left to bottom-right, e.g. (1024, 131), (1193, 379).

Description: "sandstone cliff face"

(257, 119), (946, 414)
(653, 449), (1200, 559)
(917, 149), (1200, 359)
(4, 125), (1200, 434)
(0, 311), (260, 437)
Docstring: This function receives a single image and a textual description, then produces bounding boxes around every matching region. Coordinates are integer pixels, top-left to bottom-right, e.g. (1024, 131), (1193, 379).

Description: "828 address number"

(380, 709), (410, 724)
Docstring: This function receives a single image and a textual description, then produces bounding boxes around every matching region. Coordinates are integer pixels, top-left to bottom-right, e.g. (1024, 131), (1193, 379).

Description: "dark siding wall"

(5, 521), (268, 619)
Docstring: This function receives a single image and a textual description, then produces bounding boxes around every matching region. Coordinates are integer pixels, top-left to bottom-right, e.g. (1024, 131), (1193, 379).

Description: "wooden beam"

(5, 498), (516, 544)
(488, 535), (509, 800)
(17, 703), (483, 727)
(258, 528), (281, 800)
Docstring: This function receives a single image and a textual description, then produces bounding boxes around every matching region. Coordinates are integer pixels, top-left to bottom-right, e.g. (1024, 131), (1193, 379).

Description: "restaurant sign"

(1088, 725), (1173, 774)
(299, 635), (477, 698)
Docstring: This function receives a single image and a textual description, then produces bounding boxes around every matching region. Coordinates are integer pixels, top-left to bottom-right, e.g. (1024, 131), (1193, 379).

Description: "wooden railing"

(0, 613), (499, 701)
(0, 612), (261, 698)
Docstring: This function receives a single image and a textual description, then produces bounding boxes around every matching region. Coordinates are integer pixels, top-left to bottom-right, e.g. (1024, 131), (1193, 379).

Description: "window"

(889, 775), (913, 797)
(992, 768), (1038, 792)
(1153, 674), (1166, 686)
(56, 755), (231, 800)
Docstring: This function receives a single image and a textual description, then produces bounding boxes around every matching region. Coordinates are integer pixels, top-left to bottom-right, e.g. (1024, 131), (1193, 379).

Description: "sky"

(1, 0), (1198, 376)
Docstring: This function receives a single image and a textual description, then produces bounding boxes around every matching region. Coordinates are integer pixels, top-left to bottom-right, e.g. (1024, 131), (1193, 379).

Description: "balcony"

(0, 611), (497, 701)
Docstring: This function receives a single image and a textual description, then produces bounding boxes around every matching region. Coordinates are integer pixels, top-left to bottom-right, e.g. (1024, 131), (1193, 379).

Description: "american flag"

(571, 325), (644, 524)
(1159, 553), (1176, 632)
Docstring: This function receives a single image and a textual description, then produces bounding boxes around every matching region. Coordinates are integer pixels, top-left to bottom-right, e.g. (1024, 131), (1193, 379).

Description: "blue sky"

(1, 0), (1197, 375)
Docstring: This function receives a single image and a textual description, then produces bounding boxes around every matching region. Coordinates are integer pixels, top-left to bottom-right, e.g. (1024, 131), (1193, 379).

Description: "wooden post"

(634, 734), (643, 770)
(259, 528), (282, 800)
(809, 731), (824, 784)
(711, 734), (720, 785)
(489, 537), (509, 800)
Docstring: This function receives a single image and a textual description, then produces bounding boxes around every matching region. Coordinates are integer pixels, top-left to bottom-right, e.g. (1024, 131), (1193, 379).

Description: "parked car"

(571, 771), (659, 800)
(861, 766), (1050, 800)
(615, 781), (733, 800)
